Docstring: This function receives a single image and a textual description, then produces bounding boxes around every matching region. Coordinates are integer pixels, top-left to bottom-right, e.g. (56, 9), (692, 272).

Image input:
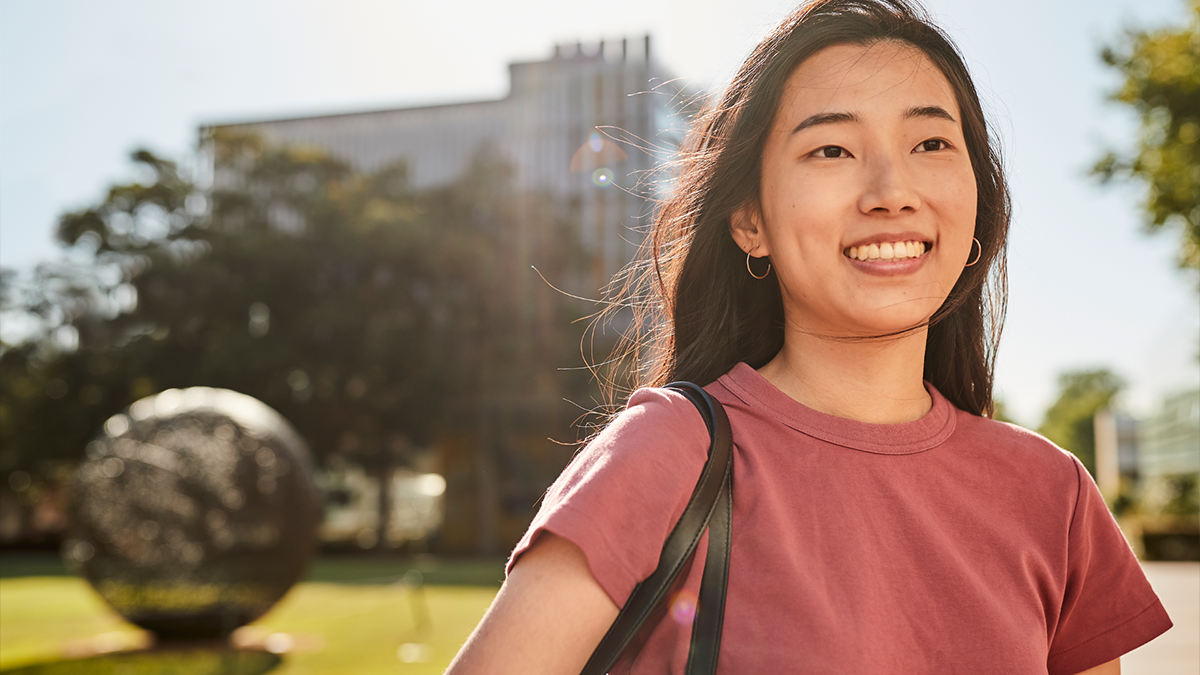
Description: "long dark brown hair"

(598, 0), (1009, 417)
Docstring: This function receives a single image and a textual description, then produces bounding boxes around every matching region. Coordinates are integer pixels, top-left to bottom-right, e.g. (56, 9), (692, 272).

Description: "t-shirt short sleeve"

(1046, 456), (1173, 675)
(507, 387), (711, 607)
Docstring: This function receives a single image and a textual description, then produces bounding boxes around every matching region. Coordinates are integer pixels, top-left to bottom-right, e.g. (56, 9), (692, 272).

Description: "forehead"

(776, 41), (959, 124)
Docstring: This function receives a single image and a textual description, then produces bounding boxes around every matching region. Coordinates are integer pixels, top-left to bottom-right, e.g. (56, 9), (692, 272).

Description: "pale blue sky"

(2, 0), (1197, 426)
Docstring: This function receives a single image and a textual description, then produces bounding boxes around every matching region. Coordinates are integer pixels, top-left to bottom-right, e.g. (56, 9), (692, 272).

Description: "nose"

(857, 155), (921, 215)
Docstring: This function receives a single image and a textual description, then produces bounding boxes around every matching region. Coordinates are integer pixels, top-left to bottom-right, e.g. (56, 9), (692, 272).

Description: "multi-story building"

(1138, 389), (1200, 483)
(201, 36), (698, 287)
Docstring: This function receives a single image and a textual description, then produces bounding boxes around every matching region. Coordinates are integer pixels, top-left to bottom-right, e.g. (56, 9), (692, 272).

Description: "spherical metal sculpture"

(65, 388), (322, 641)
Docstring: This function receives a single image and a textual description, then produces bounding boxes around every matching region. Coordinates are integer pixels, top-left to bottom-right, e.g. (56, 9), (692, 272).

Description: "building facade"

(201, 36), (697, 287)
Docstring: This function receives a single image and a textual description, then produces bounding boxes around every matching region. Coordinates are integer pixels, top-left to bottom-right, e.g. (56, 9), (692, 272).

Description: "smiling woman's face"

(732, 41), (977, 338)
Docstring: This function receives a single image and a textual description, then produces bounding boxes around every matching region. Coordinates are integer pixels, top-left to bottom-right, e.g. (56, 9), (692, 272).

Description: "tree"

(2, 133), (594, 552)
(1037, 369), (1125, 476)
(1093, 0), (1200, 279)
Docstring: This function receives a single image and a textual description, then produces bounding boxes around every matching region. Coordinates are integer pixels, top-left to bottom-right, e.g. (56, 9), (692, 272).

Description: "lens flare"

(588, 131), (605, 153)
(670, 590), (697, 625)
(592, 168), (614, 187)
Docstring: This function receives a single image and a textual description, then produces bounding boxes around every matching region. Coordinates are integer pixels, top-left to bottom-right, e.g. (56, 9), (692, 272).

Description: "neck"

(758, 326), (932, 424)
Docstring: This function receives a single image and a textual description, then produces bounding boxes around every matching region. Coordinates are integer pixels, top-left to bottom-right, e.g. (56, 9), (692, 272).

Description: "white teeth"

(844, 240), (928, 261)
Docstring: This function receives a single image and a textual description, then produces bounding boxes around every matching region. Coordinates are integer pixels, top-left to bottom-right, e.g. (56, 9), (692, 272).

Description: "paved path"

(1123, 562), (1199, 675)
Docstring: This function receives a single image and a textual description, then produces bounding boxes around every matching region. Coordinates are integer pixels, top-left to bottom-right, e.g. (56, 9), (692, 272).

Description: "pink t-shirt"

(508, 363), (1171, 674)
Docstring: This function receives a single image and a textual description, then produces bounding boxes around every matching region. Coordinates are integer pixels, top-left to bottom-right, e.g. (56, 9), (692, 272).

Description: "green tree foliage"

(1, 133), (594, 551)
(1094, 0), (1200, 277)
(1037, 369), (1125, 475)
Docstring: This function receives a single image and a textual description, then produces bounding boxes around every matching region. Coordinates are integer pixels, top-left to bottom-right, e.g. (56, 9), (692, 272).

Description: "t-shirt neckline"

(717, 362), (957, 455)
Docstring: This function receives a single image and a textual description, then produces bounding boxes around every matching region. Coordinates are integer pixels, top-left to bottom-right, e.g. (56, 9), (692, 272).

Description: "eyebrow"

(790, 105), (958, 134)
(906, 105), (957, 123)
(791, 111), (859, 134)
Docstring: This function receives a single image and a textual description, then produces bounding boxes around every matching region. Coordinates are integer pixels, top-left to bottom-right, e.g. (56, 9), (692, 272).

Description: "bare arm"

(1074, 658), (1120, 675)
(445, 532), (620, 675)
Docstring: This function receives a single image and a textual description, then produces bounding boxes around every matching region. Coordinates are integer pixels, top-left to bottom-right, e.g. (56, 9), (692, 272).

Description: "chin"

(841, 309), (937, 338)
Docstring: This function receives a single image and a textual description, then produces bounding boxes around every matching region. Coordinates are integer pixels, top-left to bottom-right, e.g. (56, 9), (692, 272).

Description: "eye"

(812, 145), (852, 159)
(914, 139), (950, 153)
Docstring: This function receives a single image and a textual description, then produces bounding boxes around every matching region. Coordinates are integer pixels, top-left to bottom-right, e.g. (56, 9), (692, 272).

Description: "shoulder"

(956, 412), (1078, 466)
(952, 411), (1086, 493)
(584, 387), (711, 468)
(618, 385), (709, 431)
(546, 387), (711, 503)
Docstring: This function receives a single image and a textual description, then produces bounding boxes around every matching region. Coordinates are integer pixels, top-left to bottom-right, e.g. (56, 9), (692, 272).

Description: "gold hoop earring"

(964, 237), (982, 267)
(746, 250), (771, 279)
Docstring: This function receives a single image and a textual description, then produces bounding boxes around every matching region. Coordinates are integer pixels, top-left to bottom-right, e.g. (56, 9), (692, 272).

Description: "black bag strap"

(686, 442), (732, 673)
(580, 381), (733, 675)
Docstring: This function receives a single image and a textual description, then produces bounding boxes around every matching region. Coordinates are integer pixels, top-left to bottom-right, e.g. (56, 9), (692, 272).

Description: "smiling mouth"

(844, 240), (929, 262)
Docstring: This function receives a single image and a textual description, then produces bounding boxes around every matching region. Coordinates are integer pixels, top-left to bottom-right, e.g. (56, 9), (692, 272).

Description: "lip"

(846, 254), (927, 277)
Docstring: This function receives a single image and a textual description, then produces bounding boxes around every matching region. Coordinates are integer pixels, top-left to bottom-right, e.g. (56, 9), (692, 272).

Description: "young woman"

(447, 0), (1172, 672)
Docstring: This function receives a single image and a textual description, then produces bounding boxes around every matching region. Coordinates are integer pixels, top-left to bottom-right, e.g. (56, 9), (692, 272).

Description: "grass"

(0, 648), (281, 675)
(0, 554), (504, 674)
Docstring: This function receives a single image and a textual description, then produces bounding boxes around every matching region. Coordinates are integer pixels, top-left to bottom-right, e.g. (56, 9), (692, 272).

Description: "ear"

(729, 201), (770, 257)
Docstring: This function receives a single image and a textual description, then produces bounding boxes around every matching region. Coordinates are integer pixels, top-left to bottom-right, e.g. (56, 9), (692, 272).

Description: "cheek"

(761, 184), (840, 252)
(958, 176), (979, 223)
(938, 171), (978, 238)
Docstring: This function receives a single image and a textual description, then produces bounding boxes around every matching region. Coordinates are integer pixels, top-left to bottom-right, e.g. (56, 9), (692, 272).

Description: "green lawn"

(0, 555), (503, 674)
